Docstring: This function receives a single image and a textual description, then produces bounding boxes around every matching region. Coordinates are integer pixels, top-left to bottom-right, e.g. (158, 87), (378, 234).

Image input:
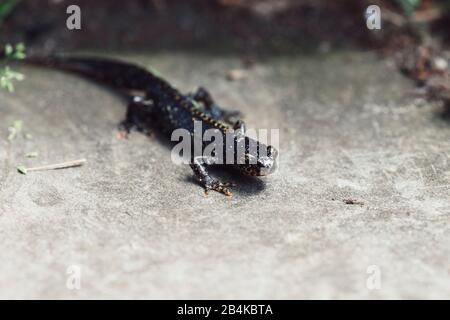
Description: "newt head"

(236, 138), (278, 176)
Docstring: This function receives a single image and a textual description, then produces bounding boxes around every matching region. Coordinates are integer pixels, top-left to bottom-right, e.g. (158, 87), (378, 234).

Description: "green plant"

(0, 0), (17, 27)
(0, 1), (24, 92)
(1, 42), (25, 92)
(393, 0), (421, 16)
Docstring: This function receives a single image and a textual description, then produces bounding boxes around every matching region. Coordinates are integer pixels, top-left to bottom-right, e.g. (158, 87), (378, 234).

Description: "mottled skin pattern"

(25, 56), (278, 196)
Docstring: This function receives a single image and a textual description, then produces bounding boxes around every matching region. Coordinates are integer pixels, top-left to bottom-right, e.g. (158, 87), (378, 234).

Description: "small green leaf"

(0, 65), (24, 92)
(15, 42), (25, 52)
(7, 120), (23, 140)
(5, 44), (13, 56)
(13, 52), (25, 60)
(12, 120), (23, 131)
(5, 81), (13, 92)
(17, 166), (27, 175)
(13, 42), (26, 59)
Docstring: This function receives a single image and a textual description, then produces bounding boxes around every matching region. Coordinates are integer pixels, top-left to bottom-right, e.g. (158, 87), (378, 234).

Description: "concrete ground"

(0, 51), (449, 299)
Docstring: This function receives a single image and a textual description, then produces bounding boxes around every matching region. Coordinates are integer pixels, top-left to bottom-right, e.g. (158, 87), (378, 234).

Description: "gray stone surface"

(0, 51), (449, 299)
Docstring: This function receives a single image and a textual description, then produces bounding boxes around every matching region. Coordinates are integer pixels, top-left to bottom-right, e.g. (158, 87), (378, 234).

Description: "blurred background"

(1, 0), (450, 106)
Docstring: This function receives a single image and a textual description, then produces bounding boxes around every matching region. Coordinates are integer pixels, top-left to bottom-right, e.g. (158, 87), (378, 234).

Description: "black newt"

(20, 56), (278, 196)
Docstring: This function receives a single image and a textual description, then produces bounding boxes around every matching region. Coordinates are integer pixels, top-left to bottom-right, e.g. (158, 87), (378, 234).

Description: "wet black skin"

(25, 56), (278, 196)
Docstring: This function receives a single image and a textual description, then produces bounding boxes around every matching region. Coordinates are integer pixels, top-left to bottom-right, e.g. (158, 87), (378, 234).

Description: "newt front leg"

(118, 96), (155, 136)
(190, 156), (235, 196)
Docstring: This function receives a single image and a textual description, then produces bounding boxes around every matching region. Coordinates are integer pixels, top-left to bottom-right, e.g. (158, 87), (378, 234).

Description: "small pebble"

(433, 57), (448, 71)
(226, 69), (247, 81)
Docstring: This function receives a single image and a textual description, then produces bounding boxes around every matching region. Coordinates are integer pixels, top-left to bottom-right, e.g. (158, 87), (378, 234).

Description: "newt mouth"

(259, 162), (277, 176)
